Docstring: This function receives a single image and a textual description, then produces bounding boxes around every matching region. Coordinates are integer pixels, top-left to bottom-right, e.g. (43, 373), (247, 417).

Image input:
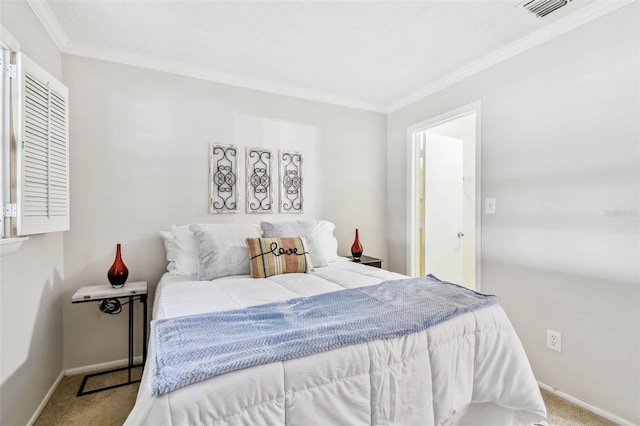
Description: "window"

(1, 48), (69, 238)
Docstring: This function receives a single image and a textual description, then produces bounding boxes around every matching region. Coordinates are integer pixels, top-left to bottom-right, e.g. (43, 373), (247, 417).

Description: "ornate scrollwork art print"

(246, 147), (273, 213)
(209, 144), (239, 213)
(279, 150), (303, 213)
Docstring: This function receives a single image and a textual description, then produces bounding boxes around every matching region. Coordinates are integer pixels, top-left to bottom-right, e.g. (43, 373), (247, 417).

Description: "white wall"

(61, 54), (387, 369)
(3, 1), (637, 424)
(387, 4), (639, 423)
(0, 1), (65, 425)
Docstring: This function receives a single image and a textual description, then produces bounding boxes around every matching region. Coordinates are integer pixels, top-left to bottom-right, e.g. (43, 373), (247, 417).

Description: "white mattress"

(126, 261), (546, 425)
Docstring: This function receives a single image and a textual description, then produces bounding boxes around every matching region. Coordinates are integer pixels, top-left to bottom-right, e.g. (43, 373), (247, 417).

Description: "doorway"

(406, 102), (481, 290)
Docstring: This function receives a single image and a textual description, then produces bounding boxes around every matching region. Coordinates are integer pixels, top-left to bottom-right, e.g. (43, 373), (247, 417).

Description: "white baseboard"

(65, 356), (144, 376)
(538, 381), (635, 426)
(27, 370), (64, 426)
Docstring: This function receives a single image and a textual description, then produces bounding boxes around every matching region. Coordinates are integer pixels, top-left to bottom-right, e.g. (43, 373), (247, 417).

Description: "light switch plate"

(485, 198), (496, 214)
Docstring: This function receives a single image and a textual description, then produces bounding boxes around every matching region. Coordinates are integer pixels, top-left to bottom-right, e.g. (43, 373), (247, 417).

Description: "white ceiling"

(29, 0), (615, 112)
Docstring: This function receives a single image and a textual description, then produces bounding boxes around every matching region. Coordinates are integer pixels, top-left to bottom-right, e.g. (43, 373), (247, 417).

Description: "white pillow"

(158, 230), (178, 273)
(190, 223), (263, 280)
(260, 220), (327, 267)
(315, 220), (340, 263)
(159, 230), (176, 261)
(171, 224), (200, 276)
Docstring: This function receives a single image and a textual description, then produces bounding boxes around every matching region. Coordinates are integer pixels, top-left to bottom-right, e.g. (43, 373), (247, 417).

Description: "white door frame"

(405, 101), (482, 290)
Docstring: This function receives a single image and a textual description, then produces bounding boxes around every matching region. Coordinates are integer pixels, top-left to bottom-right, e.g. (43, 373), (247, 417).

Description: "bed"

(125, 221), (546, 425)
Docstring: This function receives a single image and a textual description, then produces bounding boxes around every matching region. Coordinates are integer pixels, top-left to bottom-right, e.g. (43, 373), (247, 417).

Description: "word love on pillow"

(246, 237), (314, 278)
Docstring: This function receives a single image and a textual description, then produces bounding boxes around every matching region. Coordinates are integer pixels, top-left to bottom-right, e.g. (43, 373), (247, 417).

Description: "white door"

(423, 133), (464, 284)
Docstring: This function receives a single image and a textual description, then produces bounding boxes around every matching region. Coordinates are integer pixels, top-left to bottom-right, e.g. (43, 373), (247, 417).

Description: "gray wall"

(0, 1), (65, 425)
(61, 54), (387, 369)
(386, 4), (639, 423)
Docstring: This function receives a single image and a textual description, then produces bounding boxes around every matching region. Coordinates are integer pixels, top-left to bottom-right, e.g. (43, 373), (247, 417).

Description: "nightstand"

(71, 281), (148, 396)
(350, 255), (383, 268)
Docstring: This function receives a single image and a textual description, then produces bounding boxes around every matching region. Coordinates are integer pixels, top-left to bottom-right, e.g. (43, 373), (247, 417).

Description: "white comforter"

(126, 261), (546, 425)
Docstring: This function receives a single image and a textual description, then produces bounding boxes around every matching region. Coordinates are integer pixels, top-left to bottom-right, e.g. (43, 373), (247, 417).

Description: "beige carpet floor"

(34, 368), (142, 426)
(539, 389), (617, 426)
(34, 371), (617, 426)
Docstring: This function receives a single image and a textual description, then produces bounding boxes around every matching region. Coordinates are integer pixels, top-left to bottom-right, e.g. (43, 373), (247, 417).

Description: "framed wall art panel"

(209, 143), (239, 213)
(246, 147), (273, 213)
(279, 150), (303, 213)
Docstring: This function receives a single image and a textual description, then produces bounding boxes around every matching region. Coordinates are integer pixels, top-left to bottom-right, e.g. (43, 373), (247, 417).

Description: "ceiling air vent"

(521, 0), (572, 17)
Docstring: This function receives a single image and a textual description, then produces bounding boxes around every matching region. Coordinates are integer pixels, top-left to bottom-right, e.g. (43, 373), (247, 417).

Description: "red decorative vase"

(107, 243), (129, 288)
(351, 229), (363, 262)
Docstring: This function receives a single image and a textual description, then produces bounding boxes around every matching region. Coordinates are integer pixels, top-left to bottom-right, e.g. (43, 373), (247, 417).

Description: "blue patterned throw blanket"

(150, 275), (499, 396)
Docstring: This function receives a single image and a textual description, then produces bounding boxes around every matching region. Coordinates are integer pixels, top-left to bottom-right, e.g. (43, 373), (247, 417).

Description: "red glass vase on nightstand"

(351, 229), (363, 262)
(107, 243), (129, 288)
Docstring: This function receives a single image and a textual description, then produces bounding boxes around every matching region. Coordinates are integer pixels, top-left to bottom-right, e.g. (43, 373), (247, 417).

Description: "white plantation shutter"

(15, 53), (69, 235)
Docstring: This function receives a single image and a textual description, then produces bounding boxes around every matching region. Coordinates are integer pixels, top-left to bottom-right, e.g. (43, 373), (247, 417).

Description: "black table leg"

(128, 295), (134, 383)
(142, 294), (148, 365)
(77, 295), (145, 396)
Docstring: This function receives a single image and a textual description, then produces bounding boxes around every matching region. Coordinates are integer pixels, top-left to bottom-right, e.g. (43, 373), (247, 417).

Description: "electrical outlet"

(547, 329), (562, 352)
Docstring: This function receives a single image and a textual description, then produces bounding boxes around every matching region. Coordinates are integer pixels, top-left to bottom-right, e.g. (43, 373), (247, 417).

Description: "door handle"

(457, 232), (464, 238)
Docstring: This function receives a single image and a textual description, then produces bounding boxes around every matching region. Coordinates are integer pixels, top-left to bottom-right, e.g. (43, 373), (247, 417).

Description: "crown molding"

(25, 0), (69, 51)
(385, 0), (635, 113)
(62, 42), (386, 113)
(27, 0), (632, 114)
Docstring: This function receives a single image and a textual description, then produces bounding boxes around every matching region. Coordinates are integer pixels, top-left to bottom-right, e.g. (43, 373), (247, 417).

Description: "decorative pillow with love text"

(246, 237), (314, 278)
